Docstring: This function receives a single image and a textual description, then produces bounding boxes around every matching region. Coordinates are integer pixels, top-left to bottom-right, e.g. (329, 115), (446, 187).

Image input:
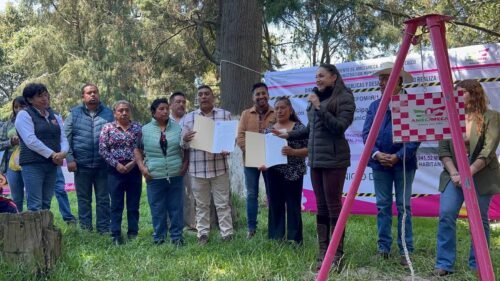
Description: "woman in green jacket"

(434, 79), (500, 276)
(134, 98), (187, 246)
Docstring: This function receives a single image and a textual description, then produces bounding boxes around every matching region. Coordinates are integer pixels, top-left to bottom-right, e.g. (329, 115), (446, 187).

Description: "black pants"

(311, 167), (347, 218)
(108, 166), (142, 238)
(265, 168), (303, 243)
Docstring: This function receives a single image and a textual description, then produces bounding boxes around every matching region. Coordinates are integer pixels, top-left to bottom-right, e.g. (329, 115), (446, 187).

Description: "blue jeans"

(244, 167), (265, 231)
(108, 166), (142, 238)
(6, 168), (24, 212)
(21, 163), (57, 211)
(54, 167), (76, 222)
(373, 168), (415, 255)
(435, 180), (492, 271)
(75, 167), (110, 232)
(147, 176), (184, 242)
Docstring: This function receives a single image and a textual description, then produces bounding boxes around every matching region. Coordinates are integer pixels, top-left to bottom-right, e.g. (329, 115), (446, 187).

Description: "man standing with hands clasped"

(64, 83), (114, 233)
(362, 62), (420, 267)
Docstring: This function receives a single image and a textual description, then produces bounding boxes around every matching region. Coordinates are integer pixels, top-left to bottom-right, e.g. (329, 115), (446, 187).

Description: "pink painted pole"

(426, 15), (495, 281)
(316, 22), (419, 281)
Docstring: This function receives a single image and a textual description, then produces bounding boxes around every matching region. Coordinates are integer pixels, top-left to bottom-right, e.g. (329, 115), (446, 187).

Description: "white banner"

(265, 43), (500, 217)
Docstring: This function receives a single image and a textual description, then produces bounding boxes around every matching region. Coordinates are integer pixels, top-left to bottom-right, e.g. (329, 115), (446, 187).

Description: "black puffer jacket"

(288, 86), (355, 168)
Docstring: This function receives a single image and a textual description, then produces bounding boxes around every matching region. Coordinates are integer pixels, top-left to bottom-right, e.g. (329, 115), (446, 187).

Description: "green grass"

(1, 188), (499, 281)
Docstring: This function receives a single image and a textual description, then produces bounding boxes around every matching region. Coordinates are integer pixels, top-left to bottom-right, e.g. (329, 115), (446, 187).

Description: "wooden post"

(0, 210), (62, 276)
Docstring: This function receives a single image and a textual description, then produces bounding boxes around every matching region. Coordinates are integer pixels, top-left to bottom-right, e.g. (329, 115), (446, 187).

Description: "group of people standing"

(237, 62), (499, 276)
(0, 61), (498, 276)
(361, 64), (499, 276)
(239, 64), (356, 271)
(0, 83), (191, 246)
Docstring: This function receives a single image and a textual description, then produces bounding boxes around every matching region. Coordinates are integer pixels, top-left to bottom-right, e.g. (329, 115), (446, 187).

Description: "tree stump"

(0, 210), (62, 275)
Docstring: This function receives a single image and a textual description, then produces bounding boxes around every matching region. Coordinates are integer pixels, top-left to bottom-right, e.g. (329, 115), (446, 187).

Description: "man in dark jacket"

(64, 83), (114, 233)
(362, 62), (420, 267)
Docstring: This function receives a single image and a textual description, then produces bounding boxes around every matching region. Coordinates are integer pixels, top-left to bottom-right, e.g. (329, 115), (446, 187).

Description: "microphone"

(307, 87), (319, 111)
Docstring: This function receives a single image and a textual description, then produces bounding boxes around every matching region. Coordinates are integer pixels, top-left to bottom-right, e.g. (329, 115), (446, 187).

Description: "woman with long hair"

(264, 97), (307, 245)
(433, 80), (500, 276)
(0, 96), (27, 211)
(274, 64), (355, 270)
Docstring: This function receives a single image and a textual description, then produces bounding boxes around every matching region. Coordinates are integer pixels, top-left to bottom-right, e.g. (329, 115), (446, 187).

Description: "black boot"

(330, 216), (345, 271)
(315, 215), (330, 271)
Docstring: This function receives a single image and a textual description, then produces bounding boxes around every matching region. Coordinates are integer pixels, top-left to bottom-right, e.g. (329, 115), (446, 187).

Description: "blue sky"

(0, 0), (15, 11)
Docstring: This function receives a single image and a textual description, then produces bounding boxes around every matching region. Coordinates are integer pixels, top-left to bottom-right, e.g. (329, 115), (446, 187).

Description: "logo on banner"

(391, 91), (465, 142)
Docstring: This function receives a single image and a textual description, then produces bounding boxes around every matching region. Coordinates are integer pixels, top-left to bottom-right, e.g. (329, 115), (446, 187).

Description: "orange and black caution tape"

(270, 77), (499, 99)
(403, 81), (441, 89)
(353, 87), (380, 93)
(341, 192), (431, 198)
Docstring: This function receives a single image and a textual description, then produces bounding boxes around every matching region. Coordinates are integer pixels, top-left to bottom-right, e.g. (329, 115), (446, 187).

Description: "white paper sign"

(191, 115), (238, 153)
(245, 132), (287, 168)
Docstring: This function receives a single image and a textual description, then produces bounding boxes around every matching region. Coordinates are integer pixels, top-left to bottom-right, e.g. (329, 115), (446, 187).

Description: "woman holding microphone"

(274, 64), (355, 270)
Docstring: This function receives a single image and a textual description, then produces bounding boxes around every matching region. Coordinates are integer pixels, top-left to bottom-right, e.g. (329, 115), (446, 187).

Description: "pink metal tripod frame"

(317, 14), (494, 281)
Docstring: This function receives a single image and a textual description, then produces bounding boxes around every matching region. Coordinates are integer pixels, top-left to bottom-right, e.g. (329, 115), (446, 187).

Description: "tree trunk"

(0, 211), (62, 276)
(219, 0), (263, 114)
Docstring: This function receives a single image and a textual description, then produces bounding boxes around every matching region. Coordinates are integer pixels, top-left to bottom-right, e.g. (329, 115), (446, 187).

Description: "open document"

(190, 115), (238, 153)
(245, 131), (287, 168)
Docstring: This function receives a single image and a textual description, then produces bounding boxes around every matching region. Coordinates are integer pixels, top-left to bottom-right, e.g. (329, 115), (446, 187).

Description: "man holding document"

(180, 85), (234, 245)
(237, 82), (276, 239)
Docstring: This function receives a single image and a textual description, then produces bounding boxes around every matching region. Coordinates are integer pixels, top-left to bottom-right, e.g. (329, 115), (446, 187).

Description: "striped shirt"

(180, 107), (231, 179)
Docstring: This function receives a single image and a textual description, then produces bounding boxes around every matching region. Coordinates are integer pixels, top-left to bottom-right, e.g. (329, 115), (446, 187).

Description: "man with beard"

(64, 83), (114, 233)
(236, 82), (275, 239)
